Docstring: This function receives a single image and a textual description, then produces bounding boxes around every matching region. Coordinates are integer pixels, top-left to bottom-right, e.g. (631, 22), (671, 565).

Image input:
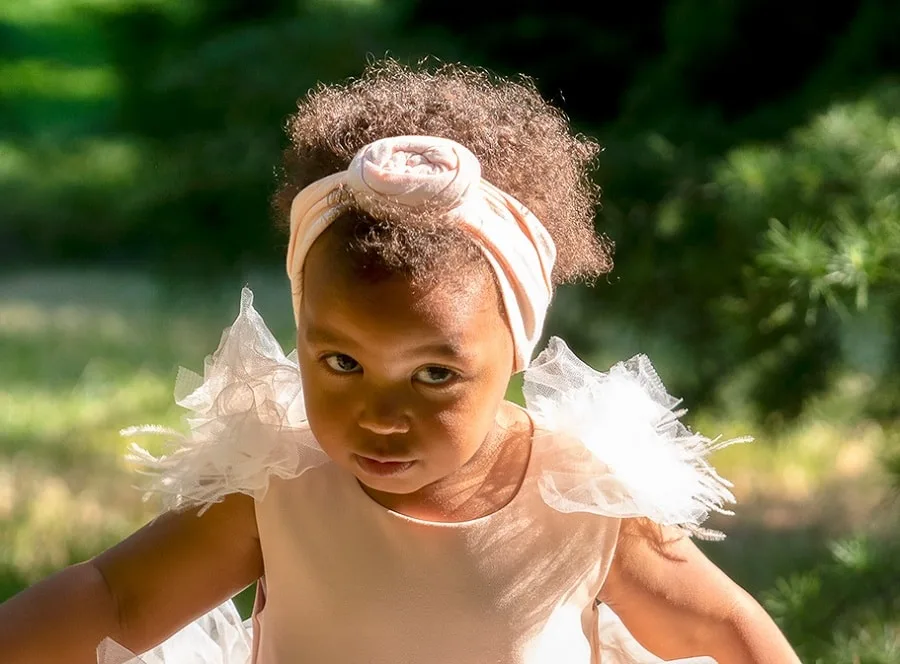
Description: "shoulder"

(256, 458), (346, 508)
(522, 337), (749, 540)
(254, 459), (359, 537)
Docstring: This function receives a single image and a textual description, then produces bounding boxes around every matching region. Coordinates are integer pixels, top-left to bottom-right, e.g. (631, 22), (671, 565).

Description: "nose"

(357, 392), (411, 436)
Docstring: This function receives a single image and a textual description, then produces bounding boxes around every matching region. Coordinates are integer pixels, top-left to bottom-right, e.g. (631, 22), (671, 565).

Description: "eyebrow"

(304, 324), (471, 361)
(303, 324), (343, 345)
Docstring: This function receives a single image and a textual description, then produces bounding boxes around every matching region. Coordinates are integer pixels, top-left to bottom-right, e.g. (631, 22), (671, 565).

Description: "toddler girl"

(0, 58), (800, 664)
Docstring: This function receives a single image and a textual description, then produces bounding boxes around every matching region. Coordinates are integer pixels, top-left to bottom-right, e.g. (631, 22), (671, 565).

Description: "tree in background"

(1, 0), (898, 420)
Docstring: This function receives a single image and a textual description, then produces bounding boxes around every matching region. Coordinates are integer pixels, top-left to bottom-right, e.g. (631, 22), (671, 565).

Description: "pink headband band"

(286, 135), (556, 372)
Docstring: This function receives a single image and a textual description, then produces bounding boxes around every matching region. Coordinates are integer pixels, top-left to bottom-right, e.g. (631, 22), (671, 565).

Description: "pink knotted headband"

(286, 135), (556, 372)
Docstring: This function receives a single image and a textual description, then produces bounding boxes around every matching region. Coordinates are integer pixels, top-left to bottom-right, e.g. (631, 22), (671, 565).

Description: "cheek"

(297, 358), (347, 440)
(432, 378), (508, 448)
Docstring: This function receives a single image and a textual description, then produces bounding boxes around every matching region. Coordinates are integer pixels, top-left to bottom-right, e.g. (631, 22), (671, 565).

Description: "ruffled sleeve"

(523, 337), (749, 540)
(123, 287), (328, 513)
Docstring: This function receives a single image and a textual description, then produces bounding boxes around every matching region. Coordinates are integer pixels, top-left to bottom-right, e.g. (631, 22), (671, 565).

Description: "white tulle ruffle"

(107, 288), (743, 663)
(523, 337), (749, 540)
(122, 287), (328, 512)
(123, 287), (745, 537)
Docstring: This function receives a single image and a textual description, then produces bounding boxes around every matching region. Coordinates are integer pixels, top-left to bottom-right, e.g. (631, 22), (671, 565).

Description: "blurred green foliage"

(763, 534), (900, 663)
(6, 0), (897, 417)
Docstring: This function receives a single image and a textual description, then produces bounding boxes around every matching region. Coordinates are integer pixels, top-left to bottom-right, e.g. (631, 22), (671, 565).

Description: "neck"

(363, 402), (534, 522)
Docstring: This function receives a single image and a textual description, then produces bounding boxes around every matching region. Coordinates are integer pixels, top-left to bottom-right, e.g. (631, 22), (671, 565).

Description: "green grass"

(0, 269), (295, 611)
(1, 269), (896, 637)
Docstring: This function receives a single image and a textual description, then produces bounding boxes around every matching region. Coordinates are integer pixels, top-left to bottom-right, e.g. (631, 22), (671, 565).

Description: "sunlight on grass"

(0, 270), (298, 590)
(704, 389), (889, 497)
(0, 0), (198, 27)
(308, 0), (383, 8)
(0, 139), (142, 188)
(0, 272), (232, 585)
(0, 370), (171, 457)
(0, 462), (140, 583)
(0, 269), (895, 606)
(0, 60), (118, 99)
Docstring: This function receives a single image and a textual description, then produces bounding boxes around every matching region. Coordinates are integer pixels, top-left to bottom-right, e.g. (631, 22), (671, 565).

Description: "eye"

(415, 366), (457, 385)
(323, 353), (361, 374)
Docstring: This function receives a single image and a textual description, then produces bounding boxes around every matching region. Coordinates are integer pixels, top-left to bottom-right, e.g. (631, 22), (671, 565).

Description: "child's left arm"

(597, 518), (801, 664)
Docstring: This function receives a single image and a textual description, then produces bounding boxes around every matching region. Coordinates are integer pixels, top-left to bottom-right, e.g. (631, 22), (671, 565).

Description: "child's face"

(296, 239), (515, 498)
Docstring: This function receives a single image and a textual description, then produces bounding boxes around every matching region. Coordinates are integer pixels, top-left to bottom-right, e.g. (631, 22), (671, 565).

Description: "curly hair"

(273, 57), (612, 285)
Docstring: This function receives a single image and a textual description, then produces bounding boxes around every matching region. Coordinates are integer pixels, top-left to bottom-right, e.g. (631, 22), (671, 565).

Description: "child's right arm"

(0, 492), (262, 664)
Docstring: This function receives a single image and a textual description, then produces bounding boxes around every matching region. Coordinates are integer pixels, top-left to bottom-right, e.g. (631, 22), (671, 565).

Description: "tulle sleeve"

(523, 337), (750, 540)
(122, 287), (328, 513)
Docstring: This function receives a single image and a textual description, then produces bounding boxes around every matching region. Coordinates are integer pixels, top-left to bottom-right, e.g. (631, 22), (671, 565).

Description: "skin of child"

(297, 230), (534, 522)
(0, 226), (801, 664)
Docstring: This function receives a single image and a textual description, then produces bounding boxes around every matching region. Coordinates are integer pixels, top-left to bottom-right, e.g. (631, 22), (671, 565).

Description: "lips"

(353, 454), (417, 478)
(358, 454), (415, 463)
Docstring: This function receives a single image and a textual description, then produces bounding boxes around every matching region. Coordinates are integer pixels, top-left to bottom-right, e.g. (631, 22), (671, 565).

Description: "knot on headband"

(346, 136), (481, 210)
(287, 135), (557, 373)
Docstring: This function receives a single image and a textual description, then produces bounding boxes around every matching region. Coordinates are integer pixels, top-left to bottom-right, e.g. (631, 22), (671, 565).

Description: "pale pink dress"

(98, 289), (743, 664)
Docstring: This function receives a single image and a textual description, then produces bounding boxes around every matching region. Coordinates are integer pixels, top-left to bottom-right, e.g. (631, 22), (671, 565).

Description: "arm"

(0, 492), (262, 664)
(597, 518), (801, 664)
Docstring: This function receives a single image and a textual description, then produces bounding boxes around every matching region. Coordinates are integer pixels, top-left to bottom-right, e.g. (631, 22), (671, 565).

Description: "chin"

(357, 474), (436, 499)
(356, 475), (424, 496)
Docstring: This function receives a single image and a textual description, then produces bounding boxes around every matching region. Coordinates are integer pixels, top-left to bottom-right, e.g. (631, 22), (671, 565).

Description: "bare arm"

(0, 492), (262, 664)
(597, 518), (801, 664)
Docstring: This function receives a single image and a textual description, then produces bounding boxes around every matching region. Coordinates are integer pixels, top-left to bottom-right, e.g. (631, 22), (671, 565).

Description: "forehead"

(300, 235), (508, 355)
